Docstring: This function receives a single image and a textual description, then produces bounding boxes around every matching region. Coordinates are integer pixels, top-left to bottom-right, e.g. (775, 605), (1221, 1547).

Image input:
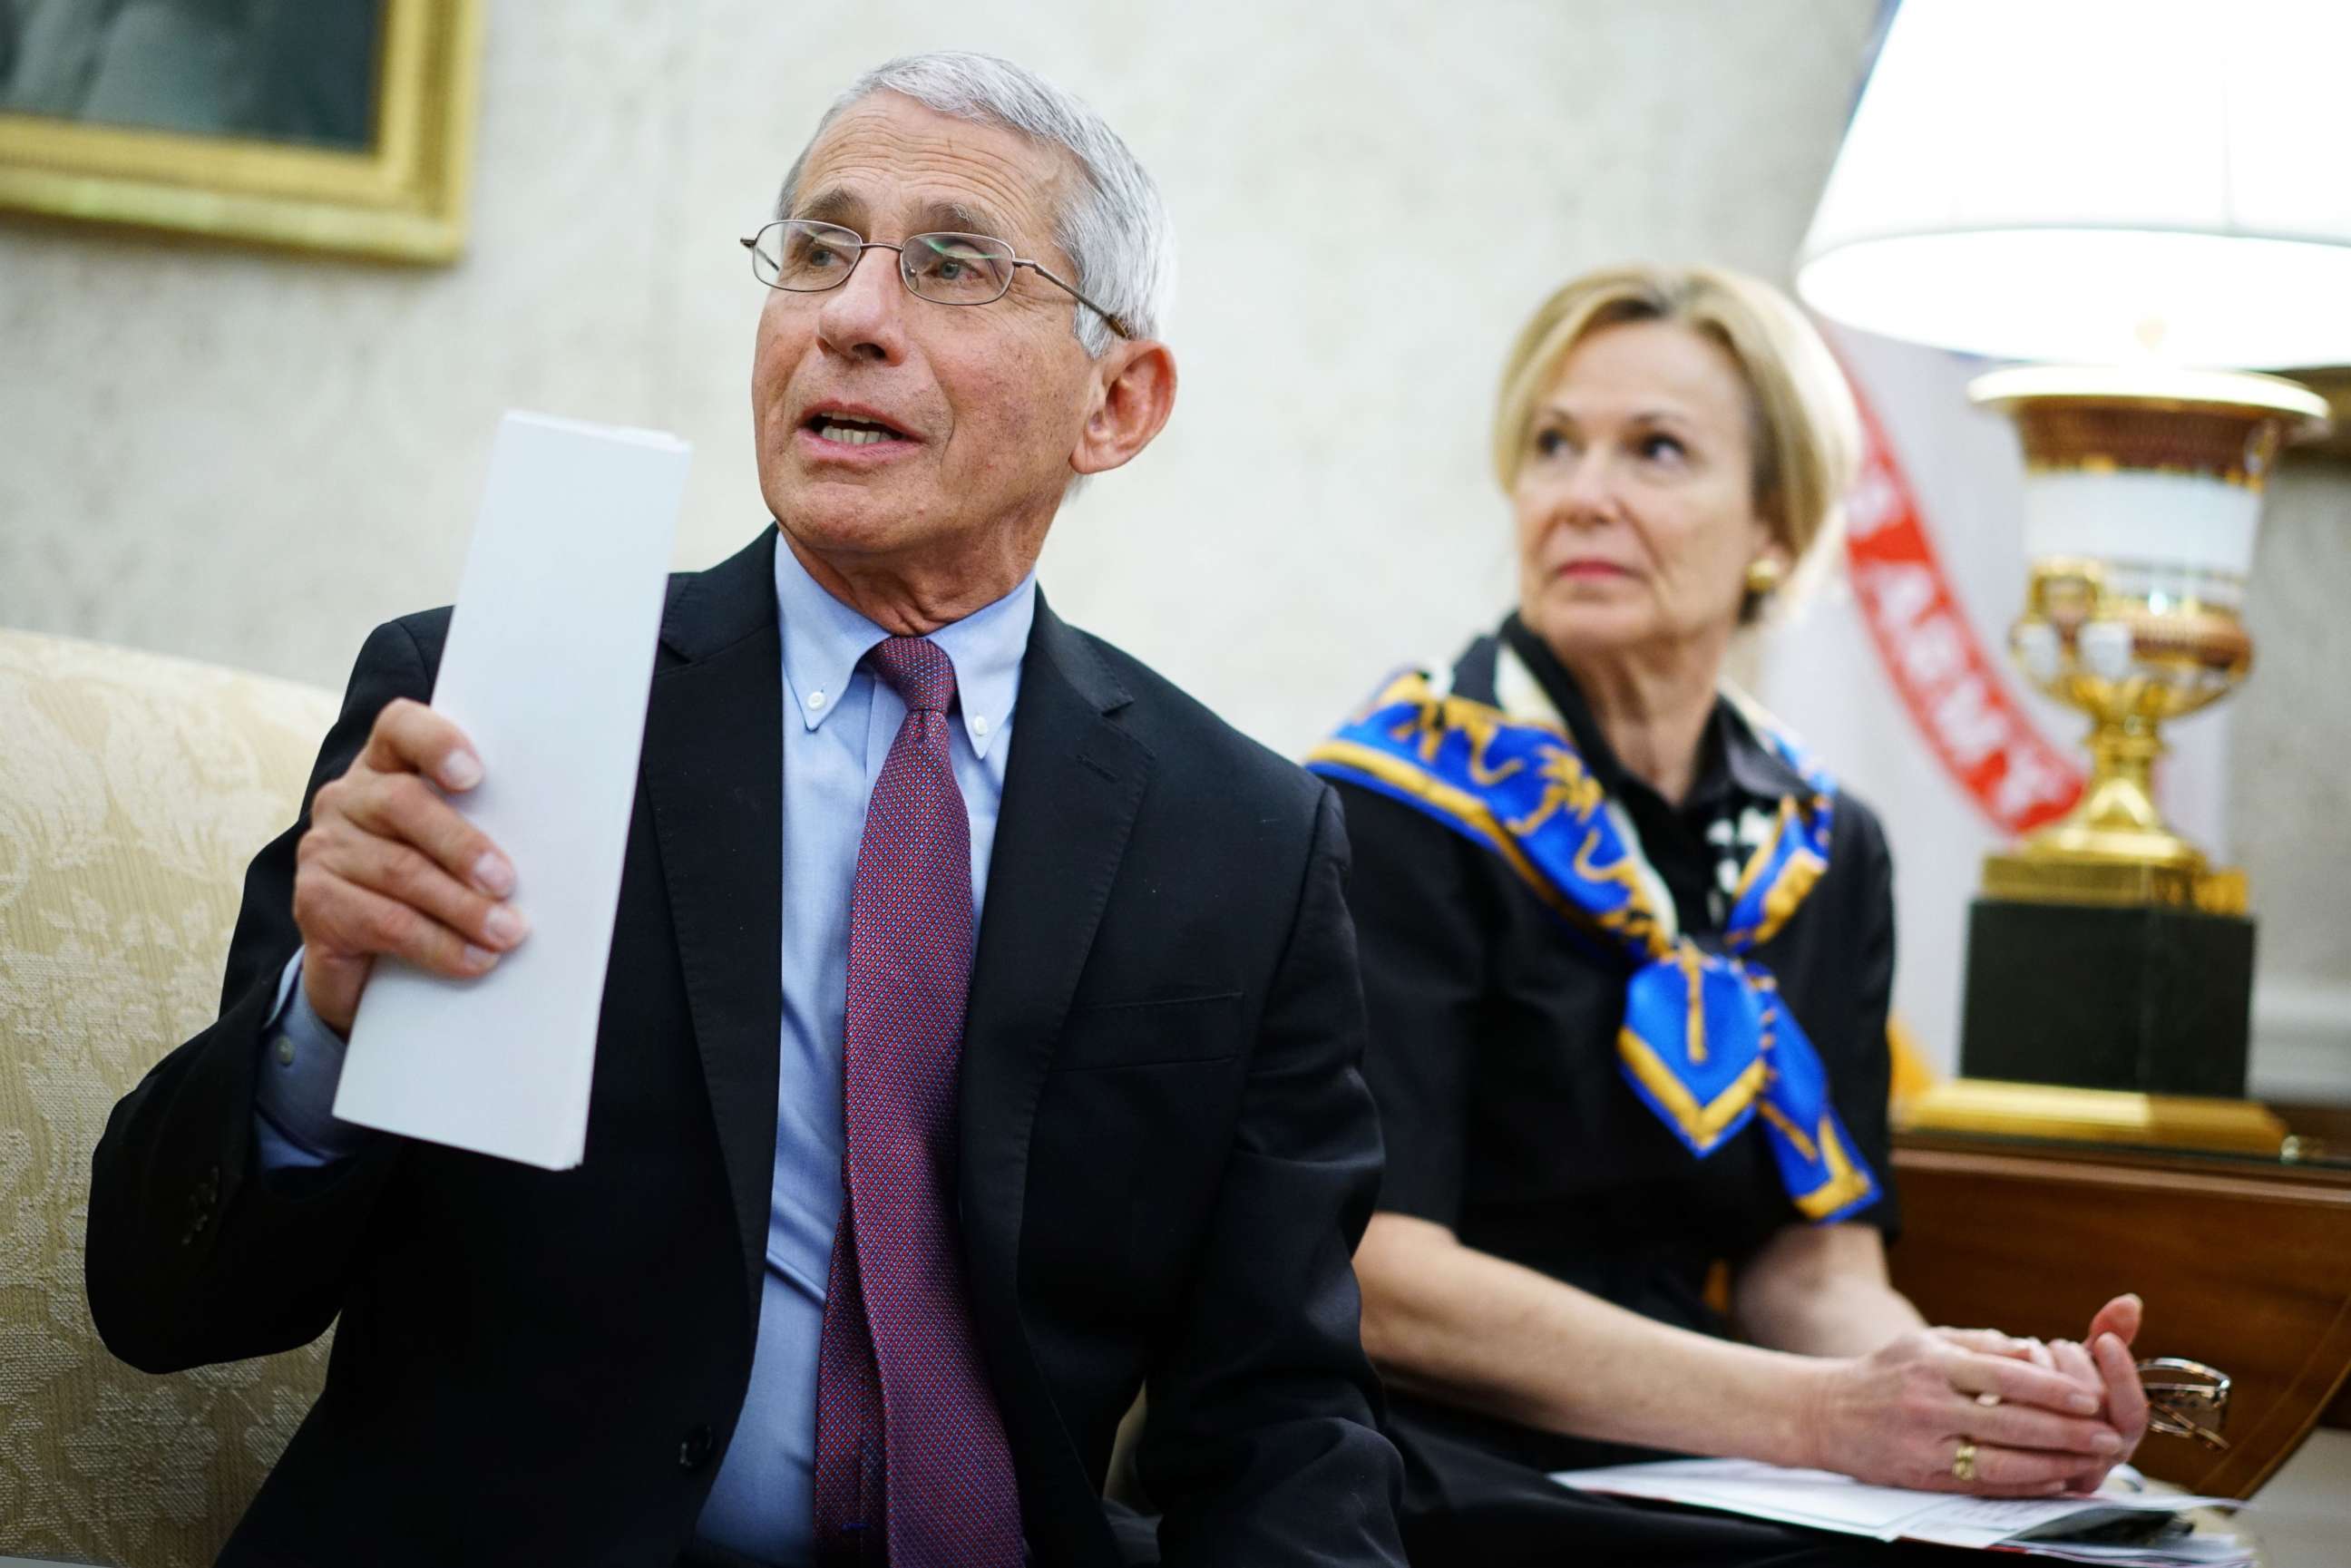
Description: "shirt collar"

(773, 530), (1037, 760)
(1495, 613), (1808, 811)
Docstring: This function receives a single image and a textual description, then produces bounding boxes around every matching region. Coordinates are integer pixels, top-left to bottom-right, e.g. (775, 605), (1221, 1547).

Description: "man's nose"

(815, 247), (908, 364)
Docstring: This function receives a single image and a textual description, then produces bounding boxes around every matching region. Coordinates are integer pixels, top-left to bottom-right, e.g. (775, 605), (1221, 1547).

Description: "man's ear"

(1071, 340), (1177, 477)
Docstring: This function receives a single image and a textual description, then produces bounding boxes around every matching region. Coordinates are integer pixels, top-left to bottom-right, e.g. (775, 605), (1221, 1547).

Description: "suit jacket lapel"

(643, 529), (785, 1318)
(641, 550), (1145, 1559)
(961, 598), (1148, 1258)
(960, 598), (1150, 1560)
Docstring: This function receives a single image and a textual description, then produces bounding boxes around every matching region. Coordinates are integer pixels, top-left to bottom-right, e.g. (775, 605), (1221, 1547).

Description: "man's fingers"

(313, 829), (529, 954)
(341, 771), (515, 898)
(304, 875), (502, 979)
(360, 697), (484, 793)
(1945, 1349), (2102, 1415)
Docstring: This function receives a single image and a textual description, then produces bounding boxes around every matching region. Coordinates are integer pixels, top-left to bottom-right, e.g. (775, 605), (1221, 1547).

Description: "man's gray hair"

(774, 52), (1175, 356)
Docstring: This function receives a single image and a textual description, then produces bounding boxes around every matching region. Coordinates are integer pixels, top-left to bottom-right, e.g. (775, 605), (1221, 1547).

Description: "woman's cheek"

(1514, 476), (1572, 544)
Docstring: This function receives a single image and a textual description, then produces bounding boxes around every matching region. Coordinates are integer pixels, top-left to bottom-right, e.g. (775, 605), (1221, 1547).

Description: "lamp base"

(1983, 850), (2248, 915)
(1897, 1077), (2287, 1155)
(1960, 896), (2255, 1098)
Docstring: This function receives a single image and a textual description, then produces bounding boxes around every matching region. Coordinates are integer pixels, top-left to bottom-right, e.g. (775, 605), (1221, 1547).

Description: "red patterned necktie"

(812, 636), (1023, 1566)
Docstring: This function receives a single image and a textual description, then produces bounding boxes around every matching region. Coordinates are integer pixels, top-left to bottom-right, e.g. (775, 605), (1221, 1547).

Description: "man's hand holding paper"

(292, 697), (524, 1037)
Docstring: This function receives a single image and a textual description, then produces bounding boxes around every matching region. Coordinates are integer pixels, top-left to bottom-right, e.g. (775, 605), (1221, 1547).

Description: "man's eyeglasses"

(740, 219), (1133, 340)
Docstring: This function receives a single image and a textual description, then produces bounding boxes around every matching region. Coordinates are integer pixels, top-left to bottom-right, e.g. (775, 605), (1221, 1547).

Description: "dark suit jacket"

(85, 529), (1405, 1568)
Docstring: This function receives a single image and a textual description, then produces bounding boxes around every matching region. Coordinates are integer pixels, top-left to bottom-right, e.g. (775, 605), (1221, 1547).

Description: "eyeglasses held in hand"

(2137, 1357), (2231, 1451)
(740, 219), (1134, 340)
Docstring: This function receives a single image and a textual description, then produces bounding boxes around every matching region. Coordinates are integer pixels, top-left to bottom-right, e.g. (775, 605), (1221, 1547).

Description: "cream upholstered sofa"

(0, 628), (337, 1566)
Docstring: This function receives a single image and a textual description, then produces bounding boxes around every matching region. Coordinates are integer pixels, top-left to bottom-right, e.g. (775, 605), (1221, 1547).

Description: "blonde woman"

(1311, 266), (2149, 1564)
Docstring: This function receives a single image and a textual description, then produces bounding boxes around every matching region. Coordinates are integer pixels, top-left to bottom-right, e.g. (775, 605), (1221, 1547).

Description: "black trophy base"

(1958, 897), (2256, 1099)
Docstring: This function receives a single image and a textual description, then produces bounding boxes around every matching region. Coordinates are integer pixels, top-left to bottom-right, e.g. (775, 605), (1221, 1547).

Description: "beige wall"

(2229, 463), (2351, 1097)
(3, 0), (2346, 1086)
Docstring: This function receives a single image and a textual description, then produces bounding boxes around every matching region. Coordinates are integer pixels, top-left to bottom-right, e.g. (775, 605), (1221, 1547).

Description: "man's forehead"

(794, 93), (1068, 242)
(798, 186), (1013, 244)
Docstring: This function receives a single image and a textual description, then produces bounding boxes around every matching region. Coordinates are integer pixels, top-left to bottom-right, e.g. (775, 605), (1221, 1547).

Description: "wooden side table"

(1886, 1128), (2351, 1497)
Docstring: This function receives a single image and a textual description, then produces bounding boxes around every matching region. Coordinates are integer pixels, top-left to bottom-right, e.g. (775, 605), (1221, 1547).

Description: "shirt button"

(806, 689), (826, 711)
(971, 714), (991, 737)
(275, 1035), (297, 1066)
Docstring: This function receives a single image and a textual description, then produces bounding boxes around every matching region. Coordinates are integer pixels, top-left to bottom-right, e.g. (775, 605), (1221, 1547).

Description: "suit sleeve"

(1136, 785), (1407, 1568)
(251, 949), (376, 1169)
(1325, 779), (1486, 1229)
(83, 618), (429, 1373)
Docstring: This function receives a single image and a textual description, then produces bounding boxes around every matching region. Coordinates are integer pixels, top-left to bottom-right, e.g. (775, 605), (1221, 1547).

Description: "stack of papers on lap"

(1553, 1458), (2247, 1564)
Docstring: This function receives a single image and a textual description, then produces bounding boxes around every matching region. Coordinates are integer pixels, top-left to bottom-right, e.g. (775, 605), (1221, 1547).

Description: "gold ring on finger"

(1952, 1438), (1978, 1483)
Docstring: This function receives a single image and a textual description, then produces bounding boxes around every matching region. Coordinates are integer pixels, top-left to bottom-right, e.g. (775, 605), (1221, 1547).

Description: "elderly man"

(86, 52), (1405, 1568)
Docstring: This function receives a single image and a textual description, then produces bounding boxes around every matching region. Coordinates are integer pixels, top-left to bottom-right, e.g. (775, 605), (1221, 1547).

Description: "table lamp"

(1794, 0), (2350, 1150)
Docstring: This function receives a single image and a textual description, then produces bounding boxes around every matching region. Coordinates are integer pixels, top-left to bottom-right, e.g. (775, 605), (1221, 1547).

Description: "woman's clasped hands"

(1800, 1294), (2151, 1496)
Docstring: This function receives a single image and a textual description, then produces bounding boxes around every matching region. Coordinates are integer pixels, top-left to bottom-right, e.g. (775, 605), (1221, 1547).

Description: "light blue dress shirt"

(252, 536), (1038, 1565)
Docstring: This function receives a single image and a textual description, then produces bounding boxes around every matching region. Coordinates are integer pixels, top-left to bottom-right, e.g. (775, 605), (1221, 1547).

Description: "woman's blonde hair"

(1492, 264), (1861, 618)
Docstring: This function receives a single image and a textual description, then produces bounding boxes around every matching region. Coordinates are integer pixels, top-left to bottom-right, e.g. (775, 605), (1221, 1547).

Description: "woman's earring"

(1744, 558), (1784, 597)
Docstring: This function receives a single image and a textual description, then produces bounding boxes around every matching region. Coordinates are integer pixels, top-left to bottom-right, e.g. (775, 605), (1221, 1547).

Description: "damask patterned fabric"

(0, 628), (337, 1566)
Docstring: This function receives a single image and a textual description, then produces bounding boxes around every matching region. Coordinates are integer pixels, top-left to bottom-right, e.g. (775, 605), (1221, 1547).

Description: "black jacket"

(85, 529), (1406, 1568)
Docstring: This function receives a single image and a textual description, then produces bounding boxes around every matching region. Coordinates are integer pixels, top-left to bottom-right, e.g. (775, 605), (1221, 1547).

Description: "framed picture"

(0, 0), (483, 263)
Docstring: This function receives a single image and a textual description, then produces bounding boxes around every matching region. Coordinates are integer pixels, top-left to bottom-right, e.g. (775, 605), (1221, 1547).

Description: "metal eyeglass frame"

(739, 219), (1134, 340)
(2135, 1357), (2232, 1451)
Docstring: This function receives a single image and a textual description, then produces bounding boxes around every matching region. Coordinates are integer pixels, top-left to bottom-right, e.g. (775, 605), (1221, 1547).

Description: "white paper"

(1553, 1459), (2242, 1563)
(333, 411), (689, 1169)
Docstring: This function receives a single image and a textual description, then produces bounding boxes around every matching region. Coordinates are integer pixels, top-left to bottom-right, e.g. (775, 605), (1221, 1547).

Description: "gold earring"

(1744, 559), (1783, 597)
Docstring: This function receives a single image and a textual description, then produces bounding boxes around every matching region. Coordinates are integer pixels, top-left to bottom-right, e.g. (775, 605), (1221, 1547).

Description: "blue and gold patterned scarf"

(1308, 660), (1878, 1223)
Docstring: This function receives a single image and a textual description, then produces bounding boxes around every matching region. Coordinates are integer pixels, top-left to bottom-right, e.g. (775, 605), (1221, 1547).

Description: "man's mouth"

(803, 411), (910, 447)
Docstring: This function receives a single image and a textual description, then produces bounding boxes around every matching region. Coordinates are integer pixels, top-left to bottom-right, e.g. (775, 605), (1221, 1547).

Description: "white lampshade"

(1796, 0), (2351, 369)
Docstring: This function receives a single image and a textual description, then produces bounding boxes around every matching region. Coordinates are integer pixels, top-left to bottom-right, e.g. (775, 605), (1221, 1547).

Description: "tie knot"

(865, 635), (958, 715)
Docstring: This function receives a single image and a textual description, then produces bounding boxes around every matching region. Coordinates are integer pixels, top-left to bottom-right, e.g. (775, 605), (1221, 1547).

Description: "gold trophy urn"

(1904, 367), (2332, 1152)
